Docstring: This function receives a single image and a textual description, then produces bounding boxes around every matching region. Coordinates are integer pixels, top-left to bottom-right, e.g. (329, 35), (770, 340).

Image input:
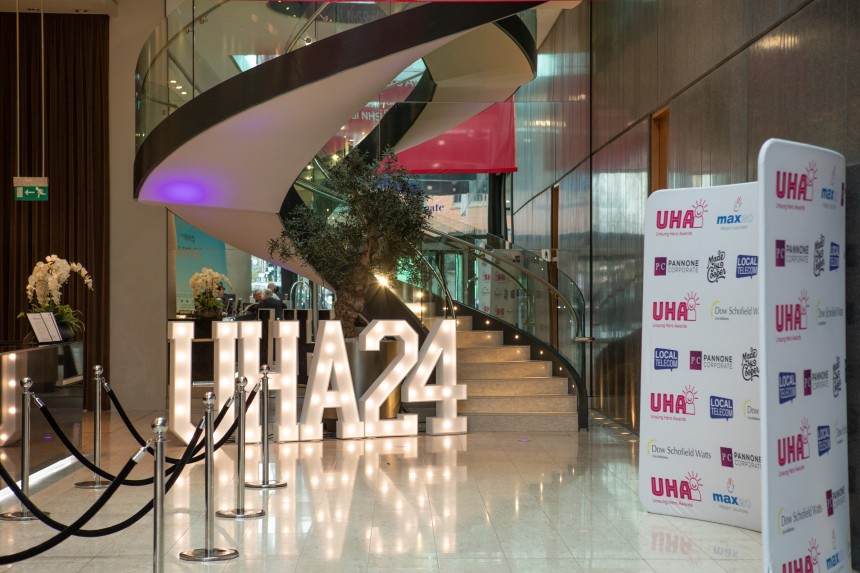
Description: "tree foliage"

(269, 149), (431, 337)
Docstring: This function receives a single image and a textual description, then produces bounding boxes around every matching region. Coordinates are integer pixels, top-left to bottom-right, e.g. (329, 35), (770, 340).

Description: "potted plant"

(189, 267), (232, 318)
(268, 149), (431, 339)
(21, 255), (94, 340)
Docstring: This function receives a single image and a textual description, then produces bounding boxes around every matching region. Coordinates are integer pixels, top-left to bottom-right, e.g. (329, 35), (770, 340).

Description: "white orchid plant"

(189, 267), (232, 314)
(23, 255), (94, 333)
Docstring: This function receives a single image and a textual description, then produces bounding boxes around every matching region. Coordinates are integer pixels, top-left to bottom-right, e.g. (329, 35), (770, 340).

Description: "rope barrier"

(0, 423), (203, 540)
(0, 449), (141, 564)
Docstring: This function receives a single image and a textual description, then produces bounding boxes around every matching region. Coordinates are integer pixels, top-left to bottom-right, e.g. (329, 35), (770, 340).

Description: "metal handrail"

(424, 228), (583, 337)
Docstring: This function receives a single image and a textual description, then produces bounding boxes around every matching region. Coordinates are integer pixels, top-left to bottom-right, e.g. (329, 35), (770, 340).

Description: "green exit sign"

(13, 177), (49, 202)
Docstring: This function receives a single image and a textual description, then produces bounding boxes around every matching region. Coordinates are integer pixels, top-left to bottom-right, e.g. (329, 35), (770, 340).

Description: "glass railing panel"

(137, 1), (420, 148)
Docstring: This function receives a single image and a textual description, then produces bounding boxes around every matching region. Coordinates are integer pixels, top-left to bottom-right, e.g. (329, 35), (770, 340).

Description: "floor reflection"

(0, 411), (762, 572)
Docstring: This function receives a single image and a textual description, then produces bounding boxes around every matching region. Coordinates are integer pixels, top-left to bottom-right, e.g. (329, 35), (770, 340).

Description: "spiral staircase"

(134, 1), (589, 431)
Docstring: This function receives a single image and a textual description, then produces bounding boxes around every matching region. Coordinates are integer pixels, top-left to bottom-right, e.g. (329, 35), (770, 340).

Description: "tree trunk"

(334, 272), (370, 339)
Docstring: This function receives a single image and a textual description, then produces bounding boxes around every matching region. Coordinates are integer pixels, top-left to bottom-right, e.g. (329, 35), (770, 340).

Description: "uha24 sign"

(168, 319), (466, 443)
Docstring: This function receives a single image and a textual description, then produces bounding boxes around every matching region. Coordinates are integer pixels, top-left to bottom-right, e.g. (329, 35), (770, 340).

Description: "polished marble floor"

(0, 411), (769, 572)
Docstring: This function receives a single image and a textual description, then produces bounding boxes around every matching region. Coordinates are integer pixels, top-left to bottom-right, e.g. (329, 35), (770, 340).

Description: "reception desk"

(0, 341), (84, 475)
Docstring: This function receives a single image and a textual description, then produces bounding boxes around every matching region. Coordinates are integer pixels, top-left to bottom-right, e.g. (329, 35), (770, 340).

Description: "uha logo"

(656, 199), (708, 230)
(651, 471), (703, 502)
(780, 538), (821, 573)
(775, 161), (816, 203)
(650, 385), (697, 415)
(778, 418), (811, 467)
(653, 292), (699, 322)
(776, 290), (810, 332)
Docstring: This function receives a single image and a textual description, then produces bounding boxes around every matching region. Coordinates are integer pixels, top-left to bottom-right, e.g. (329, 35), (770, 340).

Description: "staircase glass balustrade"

(136, 1), (420, 149)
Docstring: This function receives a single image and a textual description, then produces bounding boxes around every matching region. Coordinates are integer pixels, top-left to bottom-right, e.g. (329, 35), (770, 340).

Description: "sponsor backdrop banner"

(639, 182), (761, 530)
(759, 140), (849, 572)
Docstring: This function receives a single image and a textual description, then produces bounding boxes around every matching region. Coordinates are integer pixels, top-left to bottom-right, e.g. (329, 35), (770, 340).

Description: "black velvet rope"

(0, 455), (139, 564)
(106, 382), (257, 461)
(0, 424), (203, 540)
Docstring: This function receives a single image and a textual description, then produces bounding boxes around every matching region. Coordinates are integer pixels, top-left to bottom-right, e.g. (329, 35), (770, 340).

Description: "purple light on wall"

(155, 179), (210, 205)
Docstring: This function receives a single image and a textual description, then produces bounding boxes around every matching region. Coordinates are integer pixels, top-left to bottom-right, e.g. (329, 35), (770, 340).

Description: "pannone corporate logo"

(741, 347), (759, 381)
(779, 372), (798, 404)
(774, 161), (817, 211)
(689, 350), (732, 371)
(777, 417), (811, 476)
(654, 347), (679, 371)
(825, 485), (846, 517)
(715, 195), (754, 230)
(654, 257), (699, 276)
(706, 250), (727, 283)
(649, 386), (697, 419)
(709, 395), (733, 420)
(656, 199), (708, 233)
(775, 290), (810, 337)
(775, 239), (810, 267)
(652, 292), (699, 326)
(736, 255), (758, 278)
(650, 471), (703, 506)
(829, 242), (840, 271)
(719, 446), (761, 470)
(806, 368), (829, 395)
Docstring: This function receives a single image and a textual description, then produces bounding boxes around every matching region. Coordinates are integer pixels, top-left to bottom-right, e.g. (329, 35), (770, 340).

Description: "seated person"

(267, 282), (281, 300)
(244, 289), (264, 312)
(258, 289), (285, 315)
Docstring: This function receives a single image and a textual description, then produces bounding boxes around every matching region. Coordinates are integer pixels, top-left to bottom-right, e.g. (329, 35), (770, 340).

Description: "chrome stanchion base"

(75, 479), (110, 489)
(0, 510), (43, 521)
(179, 548), (239, 562)
(216, 508), (265, 519)
(245, 480), (288, 489)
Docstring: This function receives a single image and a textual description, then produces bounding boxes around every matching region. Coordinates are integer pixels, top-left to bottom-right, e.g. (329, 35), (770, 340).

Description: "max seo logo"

(649, 386), (697, 421)
(706, 250), (726, 283)
(777, 418), (811, 477)
(736, 255), (758, 279)
(653, 348), (679, 371)
(716, 195), (754, 229)
(650, 471), (703, 507)
(821, 165), (839, 211)
(654, 257), (699, 276)
(656, 199), (708, 235)
(710, 396), (733, 420)
(779, 372), (797, 404)
(775, 161), (817, 212)
(741, 347), (759, 381)
(775, 290), (809, 342)
(713, 477), (752, 513)
(652, 292), (699, 328)
(775, 239), (809, 267)
(780, 538), (822, 573)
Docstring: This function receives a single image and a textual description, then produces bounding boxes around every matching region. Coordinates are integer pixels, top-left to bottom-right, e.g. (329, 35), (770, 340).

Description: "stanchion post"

(246, 365), (287, 489)
(179, 392), (239, 562)
(0, 378), (43, 521)
(217, 376), (264, 519)
(76, 365), (110, 489)
(152, 417), (167, 573)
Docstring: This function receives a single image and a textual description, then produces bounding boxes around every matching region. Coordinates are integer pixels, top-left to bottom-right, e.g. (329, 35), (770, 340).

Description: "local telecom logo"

(656, 199), (708, 230)
(653, 292), (700, 322)
(776, 290), (810, 333)
(775, 161), (816, 204)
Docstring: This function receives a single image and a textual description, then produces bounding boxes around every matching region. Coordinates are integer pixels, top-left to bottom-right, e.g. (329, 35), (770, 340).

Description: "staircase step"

(456, 330), (504, 348)
(460, 395), (576, 414)
(463, 377), (569, 396)
(458, 361), (552, 379)
(422, 315), (472, 331)
(467, 413), (579, 432)
(457, 345), (530, 363)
